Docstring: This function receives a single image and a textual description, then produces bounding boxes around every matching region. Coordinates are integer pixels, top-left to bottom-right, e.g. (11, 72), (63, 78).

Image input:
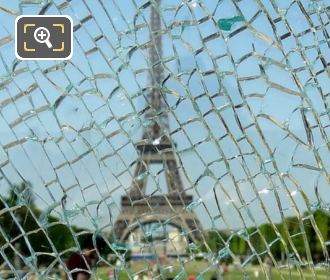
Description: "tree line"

(202, 209), (330, 265)
(0, 183), (89, 268)
(1, 183), (329, 268)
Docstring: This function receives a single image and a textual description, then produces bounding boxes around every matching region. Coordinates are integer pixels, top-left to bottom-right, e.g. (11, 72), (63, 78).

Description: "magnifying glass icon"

(34, 27), (53, 48)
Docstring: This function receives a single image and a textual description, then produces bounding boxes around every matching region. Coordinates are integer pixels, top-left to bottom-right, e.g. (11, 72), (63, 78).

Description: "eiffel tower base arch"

(113, 194), (203, 243)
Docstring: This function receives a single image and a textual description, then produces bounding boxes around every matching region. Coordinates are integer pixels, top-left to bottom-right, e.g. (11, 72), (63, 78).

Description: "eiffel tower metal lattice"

(113, 0), (203, 243)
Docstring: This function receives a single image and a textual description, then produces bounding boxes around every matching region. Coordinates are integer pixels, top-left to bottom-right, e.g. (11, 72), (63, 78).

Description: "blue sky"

(0, 0), (330, 233)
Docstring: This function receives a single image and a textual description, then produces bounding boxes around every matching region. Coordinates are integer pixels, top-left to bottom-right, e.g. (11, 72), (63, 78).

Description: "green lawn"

(96, 261), (329, 280)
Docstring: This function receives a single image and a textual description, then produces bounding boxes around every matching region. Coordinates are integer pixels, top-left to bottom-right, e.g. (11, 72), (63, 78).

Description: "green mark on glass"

(181, 25), (186, 34)
(217, 16), (245, 31)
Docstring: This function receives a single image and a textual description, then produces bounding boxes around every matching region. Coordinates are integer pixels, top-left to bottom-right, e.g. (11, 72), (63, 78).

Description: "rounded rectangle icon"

(15, 15), (73, 60)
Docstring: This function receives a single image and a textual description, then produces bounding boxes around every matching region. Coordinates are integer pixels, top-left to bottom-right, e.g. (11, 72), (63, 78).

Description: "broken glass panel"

(0, 0), (329, 279)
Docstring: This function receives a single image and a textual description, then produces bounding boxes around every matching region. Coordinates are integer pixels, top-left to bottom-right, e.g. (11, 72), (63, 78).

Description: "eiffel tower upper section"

(128, 0), (186, 199)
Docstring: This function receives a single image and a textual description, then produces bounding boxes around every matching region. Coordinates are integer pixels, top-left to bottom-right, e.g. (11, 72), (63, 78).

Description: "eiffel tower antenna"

(113, 0), (203, 244)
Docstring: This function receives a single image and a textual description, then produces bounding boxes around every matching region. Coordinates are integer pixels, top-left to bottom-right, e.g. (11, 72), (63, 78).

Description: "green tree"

(230, 235), (247, 255)
(0, 182), (88, 266)
(313, 210), (329, 256)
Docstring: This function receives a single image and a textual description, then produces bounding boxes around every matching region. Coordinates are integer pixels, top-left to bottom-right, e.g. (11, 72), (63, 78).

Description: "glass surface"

(0, 0), (329, 279)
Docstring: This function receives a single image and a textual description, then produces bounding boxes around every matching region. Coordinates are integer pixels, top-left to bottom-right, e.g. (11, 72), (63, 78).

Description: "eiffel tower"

(113, 0), (203, 243)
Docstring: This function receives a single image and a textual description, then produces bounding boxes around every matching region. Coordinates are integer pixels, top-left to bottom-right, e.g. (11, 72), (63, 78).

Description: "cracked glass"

(0, 0), (330, 279)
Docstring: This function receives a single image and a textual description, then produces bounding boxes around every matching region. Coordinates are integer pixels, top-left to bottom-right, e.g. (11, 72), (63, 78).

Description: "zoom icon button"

(15, 15), (73, 60)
